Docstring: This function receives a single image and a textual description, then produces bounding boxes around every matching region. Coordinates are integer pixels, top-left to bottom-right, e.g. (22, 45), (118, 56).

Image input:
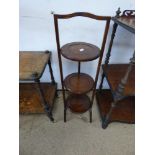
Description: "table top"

(112, 16), (135, 33)
(19, 51), (51, 81)
(61, 42), (100, 61)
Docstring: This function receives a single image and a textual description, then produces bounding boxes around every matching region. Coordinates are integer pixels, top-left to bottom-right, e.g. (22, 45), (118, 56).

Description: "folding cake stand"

(53, 12), (111, 122)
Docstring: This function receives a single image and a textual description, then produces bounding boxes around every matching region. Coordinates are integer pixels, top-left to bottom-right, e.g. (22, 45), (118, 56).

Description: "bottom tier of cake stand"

(66, 94), (91, 113)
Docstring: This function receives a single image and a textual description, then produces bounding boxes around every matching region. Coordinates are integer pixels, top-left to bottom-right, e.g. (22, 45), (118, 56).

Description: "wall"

(19, 0), (135, 89)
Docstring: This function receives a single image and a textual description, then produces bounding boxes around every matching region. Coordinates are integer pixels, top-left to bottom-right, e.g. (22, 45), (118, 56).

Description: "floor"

(19, 92), (135, 155)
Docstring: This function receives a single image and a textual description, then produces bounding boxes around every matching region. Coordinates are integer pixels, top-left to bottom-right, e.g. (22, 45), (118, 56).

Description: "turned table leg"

(99, 22), (118, 91)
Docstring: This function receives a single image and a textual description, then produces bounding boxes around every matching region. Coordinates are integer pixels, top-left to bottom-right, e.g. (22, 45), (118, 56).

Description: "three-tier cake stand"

(53, 12), (111, 122)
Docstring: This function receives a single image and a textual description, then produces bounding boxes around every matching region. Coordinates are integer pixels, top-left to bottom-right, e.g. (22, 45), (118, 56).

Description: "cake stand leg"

(89, 109), (92, 123)
(64, 104), (67, 122)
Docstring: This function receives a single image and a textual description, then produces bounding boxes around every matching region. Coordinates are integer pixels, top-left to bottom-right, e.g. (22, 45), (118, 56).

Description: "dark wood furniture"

(19, 51), (57, 122)
(53, 12), (111, 122)
(96, 8), (135, 129)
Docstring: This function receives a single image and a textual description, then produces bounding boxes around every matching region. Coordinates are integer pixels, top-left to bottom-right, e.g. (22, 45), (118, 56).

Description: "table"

(96, 8), (135, 129)
(19, 51), (57, 122)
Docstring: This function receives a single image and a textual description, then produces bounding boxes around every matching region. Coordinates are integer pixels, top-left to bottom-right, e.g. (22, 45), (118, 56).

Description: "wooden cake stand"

(61, 42), (100, 118)
(53, 12), (111, 122)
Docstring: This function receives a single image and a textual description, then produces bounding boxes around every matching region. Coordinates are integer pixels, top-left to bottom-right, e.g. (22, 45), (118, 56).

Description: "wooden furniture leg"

(90, 19), (110, 121)
(89, 108), (92, 123)
(48, 60), (56, 84)
(64, 101), (67, 122)
(99, 23), (118, 91)
(105, 23), (118, 65)
(102, 101), (117, 128)
(114, 52), (135, 101)
(99, 71), (105, 91)
(48, 58), (58, 97)
(35, 79), (54, 122)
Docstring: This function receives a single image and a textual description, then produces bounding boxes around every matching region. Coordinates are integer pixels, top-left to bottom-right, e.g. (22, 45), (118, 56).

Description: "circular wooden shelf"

(66, 94), (91, 113)
(61, 42), (100, 61)
(64, 73), (94, 94)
